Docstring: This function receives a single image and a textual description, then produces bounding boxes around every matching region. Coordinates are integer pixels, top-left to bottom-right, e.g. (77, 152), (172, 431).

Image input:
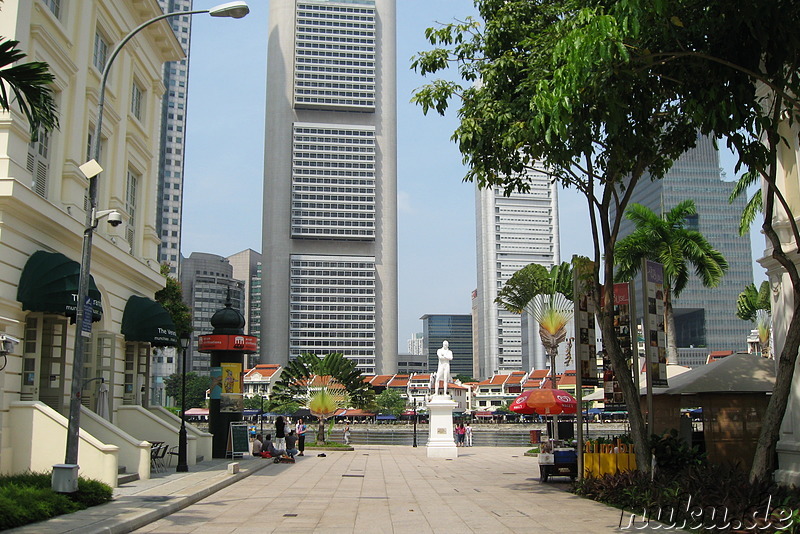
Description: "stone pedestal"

(426, 395), (458, 459)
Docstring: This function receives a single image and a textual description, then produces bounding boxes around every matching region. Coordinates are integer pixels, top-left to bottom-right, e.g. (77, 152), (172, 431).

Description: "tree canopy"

(154, 263), (192, 337)
(269, 353), (374, 409)
(375, 389), (407, 417)
(164, 372), (209, 410)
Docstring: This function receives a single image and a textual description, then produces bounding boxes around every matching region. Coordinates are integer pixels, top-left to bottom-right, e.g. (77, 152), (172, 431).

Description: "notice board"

(227, 422), (249, 458)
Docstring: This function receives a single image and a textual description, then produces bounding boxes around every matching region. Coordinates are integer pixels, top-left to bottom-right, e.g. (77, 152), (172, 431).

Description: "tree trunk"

(664, 285), (679, 365)
(317, 418), (326, 445)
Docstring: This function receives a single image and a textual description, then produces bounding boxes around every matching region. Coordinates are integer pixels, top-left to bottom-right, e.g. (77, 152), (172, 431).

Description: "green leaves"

(0, 38), (58, 138)
(736, 281), (771, 322)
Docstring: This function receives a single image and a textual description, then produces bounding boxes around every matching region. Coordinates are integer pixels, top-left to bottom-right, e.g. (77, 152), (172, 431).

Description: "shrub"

(0, 472), (113, 530)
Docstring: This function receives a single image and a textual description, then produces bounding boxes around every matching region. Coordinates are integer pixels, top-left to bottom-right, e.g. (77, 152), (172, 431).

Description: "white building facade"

(261, 0), (398, 374)
(474, 169), (560, 379)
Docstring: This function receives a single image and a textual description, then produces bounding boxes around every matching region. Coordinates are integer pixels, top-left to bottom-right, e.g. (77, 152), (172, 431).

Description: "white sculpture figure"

(434, 340), (453, 396)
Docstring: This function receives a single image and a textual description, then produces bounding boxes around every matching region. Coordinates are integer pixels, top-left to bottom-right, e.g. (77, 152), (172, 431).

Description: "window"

(126, 169), (139, 250)
(43, 0), (61, 18)
(27, 128), (51, 198)
(93, 31), (109, 71)
(131, 81), (143, 120)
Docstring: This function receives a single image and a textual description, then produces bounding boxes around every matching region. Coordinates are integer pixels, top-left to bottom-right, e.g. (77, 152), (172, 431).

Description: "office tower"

(408, 333), (425, 355)
(474, 172), (561, 379)
(156, 0), (194, 274)
(180, 252), (245, 373)
(261, 0), (398, 374)
(613, 134), (754, 356)
(227, 249), (262, 366)
(421, 314), (474, 378)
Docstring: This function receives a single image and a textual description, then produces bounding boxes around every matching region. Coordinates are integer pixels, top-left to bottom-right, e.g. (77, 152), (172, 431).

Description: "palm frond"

(0, 38), (58, 136)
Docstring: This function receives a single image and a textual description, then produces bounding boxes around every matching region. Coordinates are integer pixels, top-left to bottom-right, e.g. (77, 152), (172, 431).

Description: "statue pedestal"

(426, 395), (458, 459)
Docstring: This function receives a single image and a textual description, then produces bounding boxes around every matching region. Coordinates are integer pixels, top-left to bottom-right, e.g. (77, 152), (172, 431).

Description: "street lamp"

(412, 398), (418, 447)
(61, 1), (249, 487)
(177, 333), (191, 472)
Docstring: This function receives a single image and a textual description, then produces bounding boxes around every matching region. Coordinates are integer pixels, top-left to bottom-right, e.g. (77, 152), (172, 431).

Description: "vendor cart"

(538, 447), (577, 482)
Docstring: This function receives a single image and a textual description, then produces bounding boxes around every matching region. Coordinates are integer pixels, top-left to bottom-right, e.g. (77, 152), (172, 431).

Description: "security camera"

(107, 211), (123, 227)
(0, 334), (20, 355)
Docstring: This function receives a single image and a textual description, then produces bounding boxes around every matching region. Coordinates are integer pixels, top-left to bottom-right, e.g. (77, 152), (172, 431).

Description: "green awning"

(121, 296), (178, 347)
(17, 250), (103, 321)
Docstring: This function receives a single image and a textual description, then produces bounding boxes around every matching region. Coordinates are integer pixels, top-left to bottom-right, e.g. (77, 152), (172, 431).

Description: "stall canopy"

(17, 250), (103, 321)
(121, 295), (178, 346)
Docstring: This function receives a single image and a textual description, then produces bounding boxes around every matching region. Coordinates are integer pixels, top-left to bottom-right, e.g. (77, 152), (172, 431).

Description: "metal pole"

(63, 5), (216, 473)
(177, 342), (188, 472)
(260, 395), (264, 436)
(412, 398), (417, 447)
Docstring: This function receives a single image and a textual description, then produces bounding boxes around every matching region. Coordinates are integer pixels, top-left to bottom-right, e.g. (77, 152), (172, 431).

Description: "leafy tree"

(270, 353), (374, 409)
(308, 389), (340, 444)
(164, 372), (209, 409)
(576, 0), (800, 483)
(496, 262), (574, 387)
(412, 0), (705, 472)
(0, 38), (58, 137)
(375, 389), (407, 417)
(267, 399), (300, 416)
(453, 374), (477, 383)
(736, 281), (772, 359)
(614, 200), (728, 364)
(154, 264), (192, 338)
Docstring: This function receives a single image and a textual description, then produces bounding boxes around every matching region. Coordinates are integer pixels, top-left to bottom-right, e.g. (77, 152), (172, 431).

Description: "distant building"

(407, 332), (425, 355)
(397, 352), (427, 375)
(612, 134), (754, 353)
(473, 371), (529, 411)
(420, 314), (473, 377)
(243, 364), (283, 398)
(227, 249), (262, 366)
(474, 168), (560, 378)
(180, 252), (245, 374)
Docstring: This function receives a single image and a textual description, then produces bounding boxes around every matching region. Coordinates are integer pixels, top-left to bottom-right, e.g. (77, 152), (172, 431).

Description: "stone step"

(117, 471), (139, 485)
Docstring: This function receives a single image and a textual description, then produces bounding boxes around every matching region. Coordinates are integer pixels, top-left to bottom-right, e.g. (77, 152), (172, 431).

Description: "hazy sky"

(181, 1), (766, 353)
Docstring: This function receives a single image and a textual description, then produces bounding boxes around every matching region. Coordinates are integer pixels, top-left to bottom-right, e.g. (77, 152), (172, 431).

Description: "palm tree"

(0, 38), (58, 137)
(496, 262), (574, 384)
(736, 281), (772, 358)
(270, 352), (374, 410)
(615, 200), (728, 364)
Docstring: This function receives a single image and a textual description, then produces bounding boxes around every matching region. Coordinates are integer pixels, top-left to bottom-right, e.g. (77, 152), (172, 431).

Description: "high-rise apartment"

(180, 252), (245, 373)
(613, 134), (754, 356)
(407, 333), (424, 355)
(261, 0), (397, 374)
(421, 314), (474, 378)
(227, 249), (262, 366)
(156, 0), (194, 274)
(474, 172), (561, 379)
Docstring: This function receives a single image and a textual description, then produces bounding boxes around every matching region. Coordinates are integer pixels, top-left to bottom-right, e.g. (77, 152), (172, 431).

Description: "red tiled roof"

(243, 364), (281, 378)
(367, 375), (393, 386)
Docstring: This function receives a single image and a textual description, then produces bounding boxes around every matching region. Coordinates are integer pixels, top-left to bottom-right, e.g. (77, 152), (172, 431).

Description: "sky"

(181, 1), (767, 353)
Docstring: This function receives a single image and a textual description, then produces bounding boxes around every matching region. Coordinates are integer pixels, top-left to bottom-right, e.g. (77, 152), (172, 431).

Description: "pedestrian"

(296, 418), (307, 456)
(275, 415), (286, 449)
(252, 434), (264, 457)
(285, 429), (299, 458)
(456, 423), (466, 446)
(343, 421), (351, 445)
(465, 422), (473, 447)
(263, 434), (288, 458)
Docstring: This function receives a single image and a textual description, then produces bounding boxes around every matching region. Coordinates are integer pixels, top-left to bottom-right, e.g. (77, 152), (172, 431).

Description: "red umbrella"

(510, 389), (577, 415)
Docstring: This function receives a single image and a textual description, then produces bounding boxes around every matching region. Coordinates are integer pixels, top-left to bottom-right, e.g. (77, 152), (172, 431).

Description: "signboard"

(80, 296), (93, 338)
(642, 260), (668, 388)
(220, 362), (244, 413)
(227, 422), (249, 458)
(600, 282), (636, 411)
(210, 367), (222, 400)
(198, 334), (258, 353)
(573, 259), (598, 386)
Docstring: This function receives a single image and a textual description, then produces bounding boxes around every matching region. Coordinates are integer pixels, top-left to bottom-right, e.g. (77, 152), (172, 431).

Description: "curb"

(108, 460), (273, 534)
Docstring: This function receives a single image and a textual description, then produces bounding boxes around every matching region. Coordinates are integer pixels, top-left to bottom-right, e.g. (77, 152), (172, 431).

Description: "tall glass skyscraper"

(421, 314), (474, 378)
(261, 0), (397, 373)
(475, 169), (561, 378)
(613, 134), (754, 355)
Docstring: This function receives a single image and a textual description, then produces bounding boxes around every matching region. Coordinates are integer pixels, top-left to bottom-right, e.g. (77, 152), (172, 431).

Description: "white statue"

(434, 340), (453, 396)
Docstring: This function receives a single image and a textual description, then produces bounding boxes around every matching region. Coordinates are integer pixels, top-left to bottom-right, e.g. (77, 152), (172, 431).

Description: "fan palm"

(736, 281), (772, 358)
(615, 200), (728, 364)
(496, 262), (574, 383)
(0, 38), (58, 137)
(308, 388), (341, 444)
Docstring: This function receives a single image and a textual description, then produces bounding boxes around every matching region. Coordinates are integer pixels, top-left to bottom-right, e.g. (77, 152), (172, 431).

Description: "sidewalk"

(7, 455), (271, 534)
(9, 447), (661, 533)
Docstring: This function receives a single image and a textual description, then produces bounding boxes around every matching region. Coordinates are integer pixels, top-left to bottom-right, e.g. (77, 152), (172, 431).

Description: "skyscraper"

(613, 134), (754, 356)
(261, 0), (397, 374)
(421, 314), (474, 378)
(474, 171), (561, 379)
(156, 0), (194, 274)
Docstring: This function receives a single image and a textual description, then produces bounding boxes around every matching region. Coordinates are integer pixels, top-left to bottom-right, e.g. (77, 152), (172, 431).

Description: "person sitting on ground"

(263, 434), (287, 458)
(252, 434), (264, 457)
(284, 429), (299, 458)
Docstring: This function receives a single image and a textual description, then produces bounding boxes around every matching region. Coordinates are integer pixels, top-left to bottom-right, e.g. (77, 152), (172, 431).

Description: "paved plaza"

(11, 446), (662, 534)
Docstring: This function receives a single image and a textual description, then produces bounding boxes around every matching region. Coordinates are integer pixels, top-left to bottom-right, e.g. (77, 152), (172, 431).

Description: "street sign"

(81, 296), (93, 338)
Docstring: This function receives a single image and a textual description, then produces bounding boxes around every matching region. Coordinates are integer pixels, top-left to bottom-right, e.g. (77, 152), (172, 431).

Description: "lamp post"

(412, 398), (418, 447)
(259, 394), (265, 436)
(177, 333), (191, 472)
(61, 1), (249, 485)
